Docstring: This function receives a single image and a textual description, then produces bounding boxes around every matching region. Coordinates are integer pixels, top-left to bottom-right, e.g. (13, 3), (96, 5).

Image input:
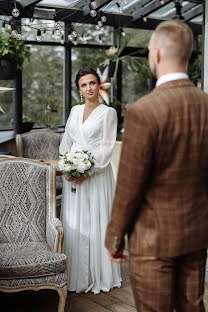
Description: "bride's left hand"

(75, 174), (89, 184)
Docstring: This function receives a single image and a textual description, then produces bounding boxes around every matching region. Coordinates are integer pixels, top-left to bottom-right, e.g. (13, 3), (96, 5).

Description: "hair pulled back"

(75, 67), (101, 89)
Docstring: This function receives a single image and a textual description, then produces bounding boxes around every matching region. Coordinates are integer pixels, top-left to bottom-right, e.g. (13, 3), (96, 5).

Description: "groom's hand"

(108, 249), (127, 263)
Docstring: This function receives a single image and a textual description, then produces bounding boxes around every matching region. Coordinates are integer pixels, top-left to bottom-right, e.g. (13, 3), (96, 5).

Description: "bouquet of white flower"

(58, 150), (95, 192)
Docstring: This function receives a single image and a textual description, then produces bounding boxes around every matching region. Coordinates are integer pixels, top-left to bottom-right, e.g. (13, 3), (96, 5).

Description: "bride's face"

(78, 74), (100, 102)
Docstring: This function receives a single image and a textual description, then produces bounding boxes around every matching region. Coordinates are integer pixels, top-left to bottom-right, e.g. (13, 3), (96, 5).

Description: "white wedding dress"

(59, 103), (122, 294)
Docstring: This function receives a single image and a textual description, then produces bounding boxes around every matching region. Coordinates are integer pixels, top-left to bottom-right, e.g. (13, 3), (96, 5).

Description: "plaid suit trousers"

(129, 249), (207, 312)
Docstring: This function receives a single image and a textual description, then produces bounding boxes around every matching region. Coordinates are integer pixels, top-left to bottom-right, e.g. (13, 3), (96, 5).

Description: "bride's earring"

(80, 93), (84, 103)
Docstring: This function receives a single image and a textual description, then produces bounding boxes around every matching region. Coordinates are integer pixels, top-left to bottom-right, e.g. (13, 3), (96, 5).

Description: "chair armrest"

(46, 217), (64, 253)
(42, 160), (63, 176)
(42, 159), (58, 166)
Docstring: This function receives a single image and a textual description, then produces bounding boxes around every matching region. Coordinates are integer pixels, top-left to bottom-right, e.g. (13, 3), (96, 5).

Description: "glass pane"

(21, 20), (113, 45)
(198, 34), (202, 51)
(0, 81), (14, 129)
(22, 19), (65, 43)
(23, 45), (64, 129)
(72, 23), (113, 46)
(188, 54), (202, 88)
(124, 28), (153, 48)
(122, 57), (150, 106)
(191, 15), (203, 23)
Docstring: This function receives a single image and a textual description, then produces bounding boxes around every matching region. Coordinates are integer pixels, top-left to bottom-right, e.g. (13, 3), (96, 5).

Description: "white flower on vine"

(106, 46), (118, 57)
(97, 66), (111, 105)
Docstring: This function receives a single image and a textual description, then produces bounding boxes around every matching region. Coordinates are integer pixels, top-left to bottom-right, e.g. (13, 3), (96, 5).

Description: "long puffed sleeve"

(90, 107), (117, 175)
(59, 107), (75, 155)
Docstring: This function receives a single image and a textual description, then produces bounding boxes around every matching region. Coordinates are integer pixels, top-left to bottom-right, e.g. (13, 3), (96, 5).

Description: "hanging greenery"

(0, 30), (31, 69)
(104, 28), (150, 82)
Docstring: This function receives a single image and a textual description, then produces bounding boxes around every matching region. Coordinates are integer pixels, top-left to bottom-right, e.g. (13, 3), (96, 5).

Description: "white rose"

(72, 157), (79, 165)
(75, 152), (84, 158)
(83, 154), (89, 160)
(85, 160), (91, 170)
(64, 164), (72, 172)
(75, 153), (86, 161)
(77, 163), (86, 173)
(58, 159), (65, 171)
(66, 153), (74, 161)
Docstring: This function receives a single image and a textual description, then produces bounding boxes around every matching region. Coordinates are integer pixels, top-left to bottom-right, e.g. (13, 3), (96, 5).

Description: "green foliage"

(188, 55), (201, 86)
(104, 28), (150, 85)
(0, 30), (31, 69)
(23, 45), (64, 127)
(122, 58), (150, 105)
(124, 28), (153, 48)
(108, 96), (121, 113)
(123, 55), (151, 80)
(22, 115), (33, 122)
(0, 80), (13, 128)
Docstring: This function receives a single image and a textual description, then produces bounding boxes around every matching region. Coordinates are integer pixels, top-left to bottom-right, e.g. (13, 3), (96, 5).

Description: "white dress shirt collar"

(156, 73), (189, 87)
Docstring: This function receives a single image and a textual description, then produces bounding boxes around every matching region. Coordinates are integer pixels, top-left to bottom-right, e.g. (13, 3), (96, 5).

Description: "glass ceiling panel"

(149, 2), (175, 18)
(38, 0), (133, 12)
(190, 15), (202, 23)
(148, 1), (200, 20)
(16, 0), (203, 25)
(26, 0), (77, 7)
(101, 0), (132, 14)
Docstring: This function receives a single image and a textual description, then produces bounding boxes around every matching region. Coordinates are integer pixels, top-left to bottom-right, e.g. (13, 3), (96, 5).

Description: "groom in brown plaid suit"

(105, 20), (208, 312)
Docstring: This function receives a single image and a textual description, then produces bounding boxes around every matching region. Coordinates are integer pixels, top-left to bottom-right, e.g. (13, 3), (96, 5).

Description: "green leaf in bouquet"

(73, 171), (81, 178)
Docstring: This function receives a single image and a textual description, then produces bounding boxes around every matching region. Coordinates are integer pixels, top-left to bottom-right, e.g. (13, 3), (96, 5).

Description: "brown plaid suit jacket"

(105, 79), (208, 258)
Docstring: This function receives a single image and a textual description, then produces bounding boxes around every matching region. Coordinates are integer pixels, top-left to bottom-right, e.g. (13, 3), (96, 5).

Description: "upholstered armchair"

(0, 158), (68, 312)
(16, 131), (63, 212)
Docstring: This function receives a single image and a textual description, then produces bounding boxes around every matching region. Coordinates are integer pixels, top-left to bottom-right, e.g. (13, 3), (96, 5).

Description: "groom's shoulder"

(129, 90), (156, 114)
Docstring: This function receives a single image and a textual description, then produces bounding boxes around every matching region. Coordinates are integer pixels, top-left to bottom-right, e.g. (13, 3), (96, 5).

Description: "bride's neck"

(85, 99), (100, 109)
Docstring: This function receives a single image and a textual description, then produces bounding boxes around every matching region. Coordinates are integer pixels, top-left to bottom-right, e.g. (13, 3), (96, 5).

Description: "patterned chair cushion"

(20, 132), (63, 196)
(0, 242), (67, 279)
(22, 133), (62, 160)
(0, 162), (49, 243)
(0, 272), (67, 289)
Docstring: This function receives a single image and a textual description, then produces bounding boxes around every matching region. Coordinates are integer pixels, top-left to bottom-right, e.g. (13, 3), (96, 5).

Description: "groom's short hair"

(154, 21), (193, 65)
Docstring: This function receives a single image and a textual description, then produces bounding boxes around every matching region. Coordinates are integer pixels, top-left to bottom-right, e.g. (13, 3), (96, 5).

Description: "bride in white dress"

(59, 67), (122, 294)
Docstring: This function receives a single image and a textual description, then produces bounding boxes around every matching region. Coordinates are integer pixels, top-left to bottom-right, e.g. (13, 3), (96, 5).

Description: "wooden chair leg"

(57, 285), (67, 312)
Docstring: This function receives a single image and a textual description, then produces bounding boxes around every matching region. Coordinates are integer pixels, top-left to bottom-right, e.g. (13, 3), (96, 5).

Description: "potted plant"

(0, 30), (31, 79)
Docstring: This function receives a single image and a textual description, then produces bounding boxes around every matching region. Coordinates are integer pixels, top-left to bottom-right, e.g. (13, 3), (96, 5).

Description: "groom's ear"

(155, 47), (160, 64)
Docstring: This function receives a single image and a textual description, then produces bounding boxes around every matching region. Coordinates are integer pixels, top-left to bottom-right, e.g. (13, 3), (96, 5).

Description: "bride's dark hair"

(75, 67), (101, 89)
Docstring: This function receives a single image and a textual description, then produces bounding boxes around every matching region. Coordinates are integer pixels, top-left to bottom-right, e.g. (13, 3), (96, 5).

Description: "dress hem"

(68, 280), (122, 295)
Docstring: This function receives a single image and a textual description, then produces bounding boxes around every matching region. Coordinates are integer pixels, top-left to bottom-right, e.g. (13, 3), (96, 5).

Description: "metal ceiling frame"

(132, 0), (173, 22)
(0, 0), (203, 34)
(124, 0), (153, 15)
(165, 2), (197, 19)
